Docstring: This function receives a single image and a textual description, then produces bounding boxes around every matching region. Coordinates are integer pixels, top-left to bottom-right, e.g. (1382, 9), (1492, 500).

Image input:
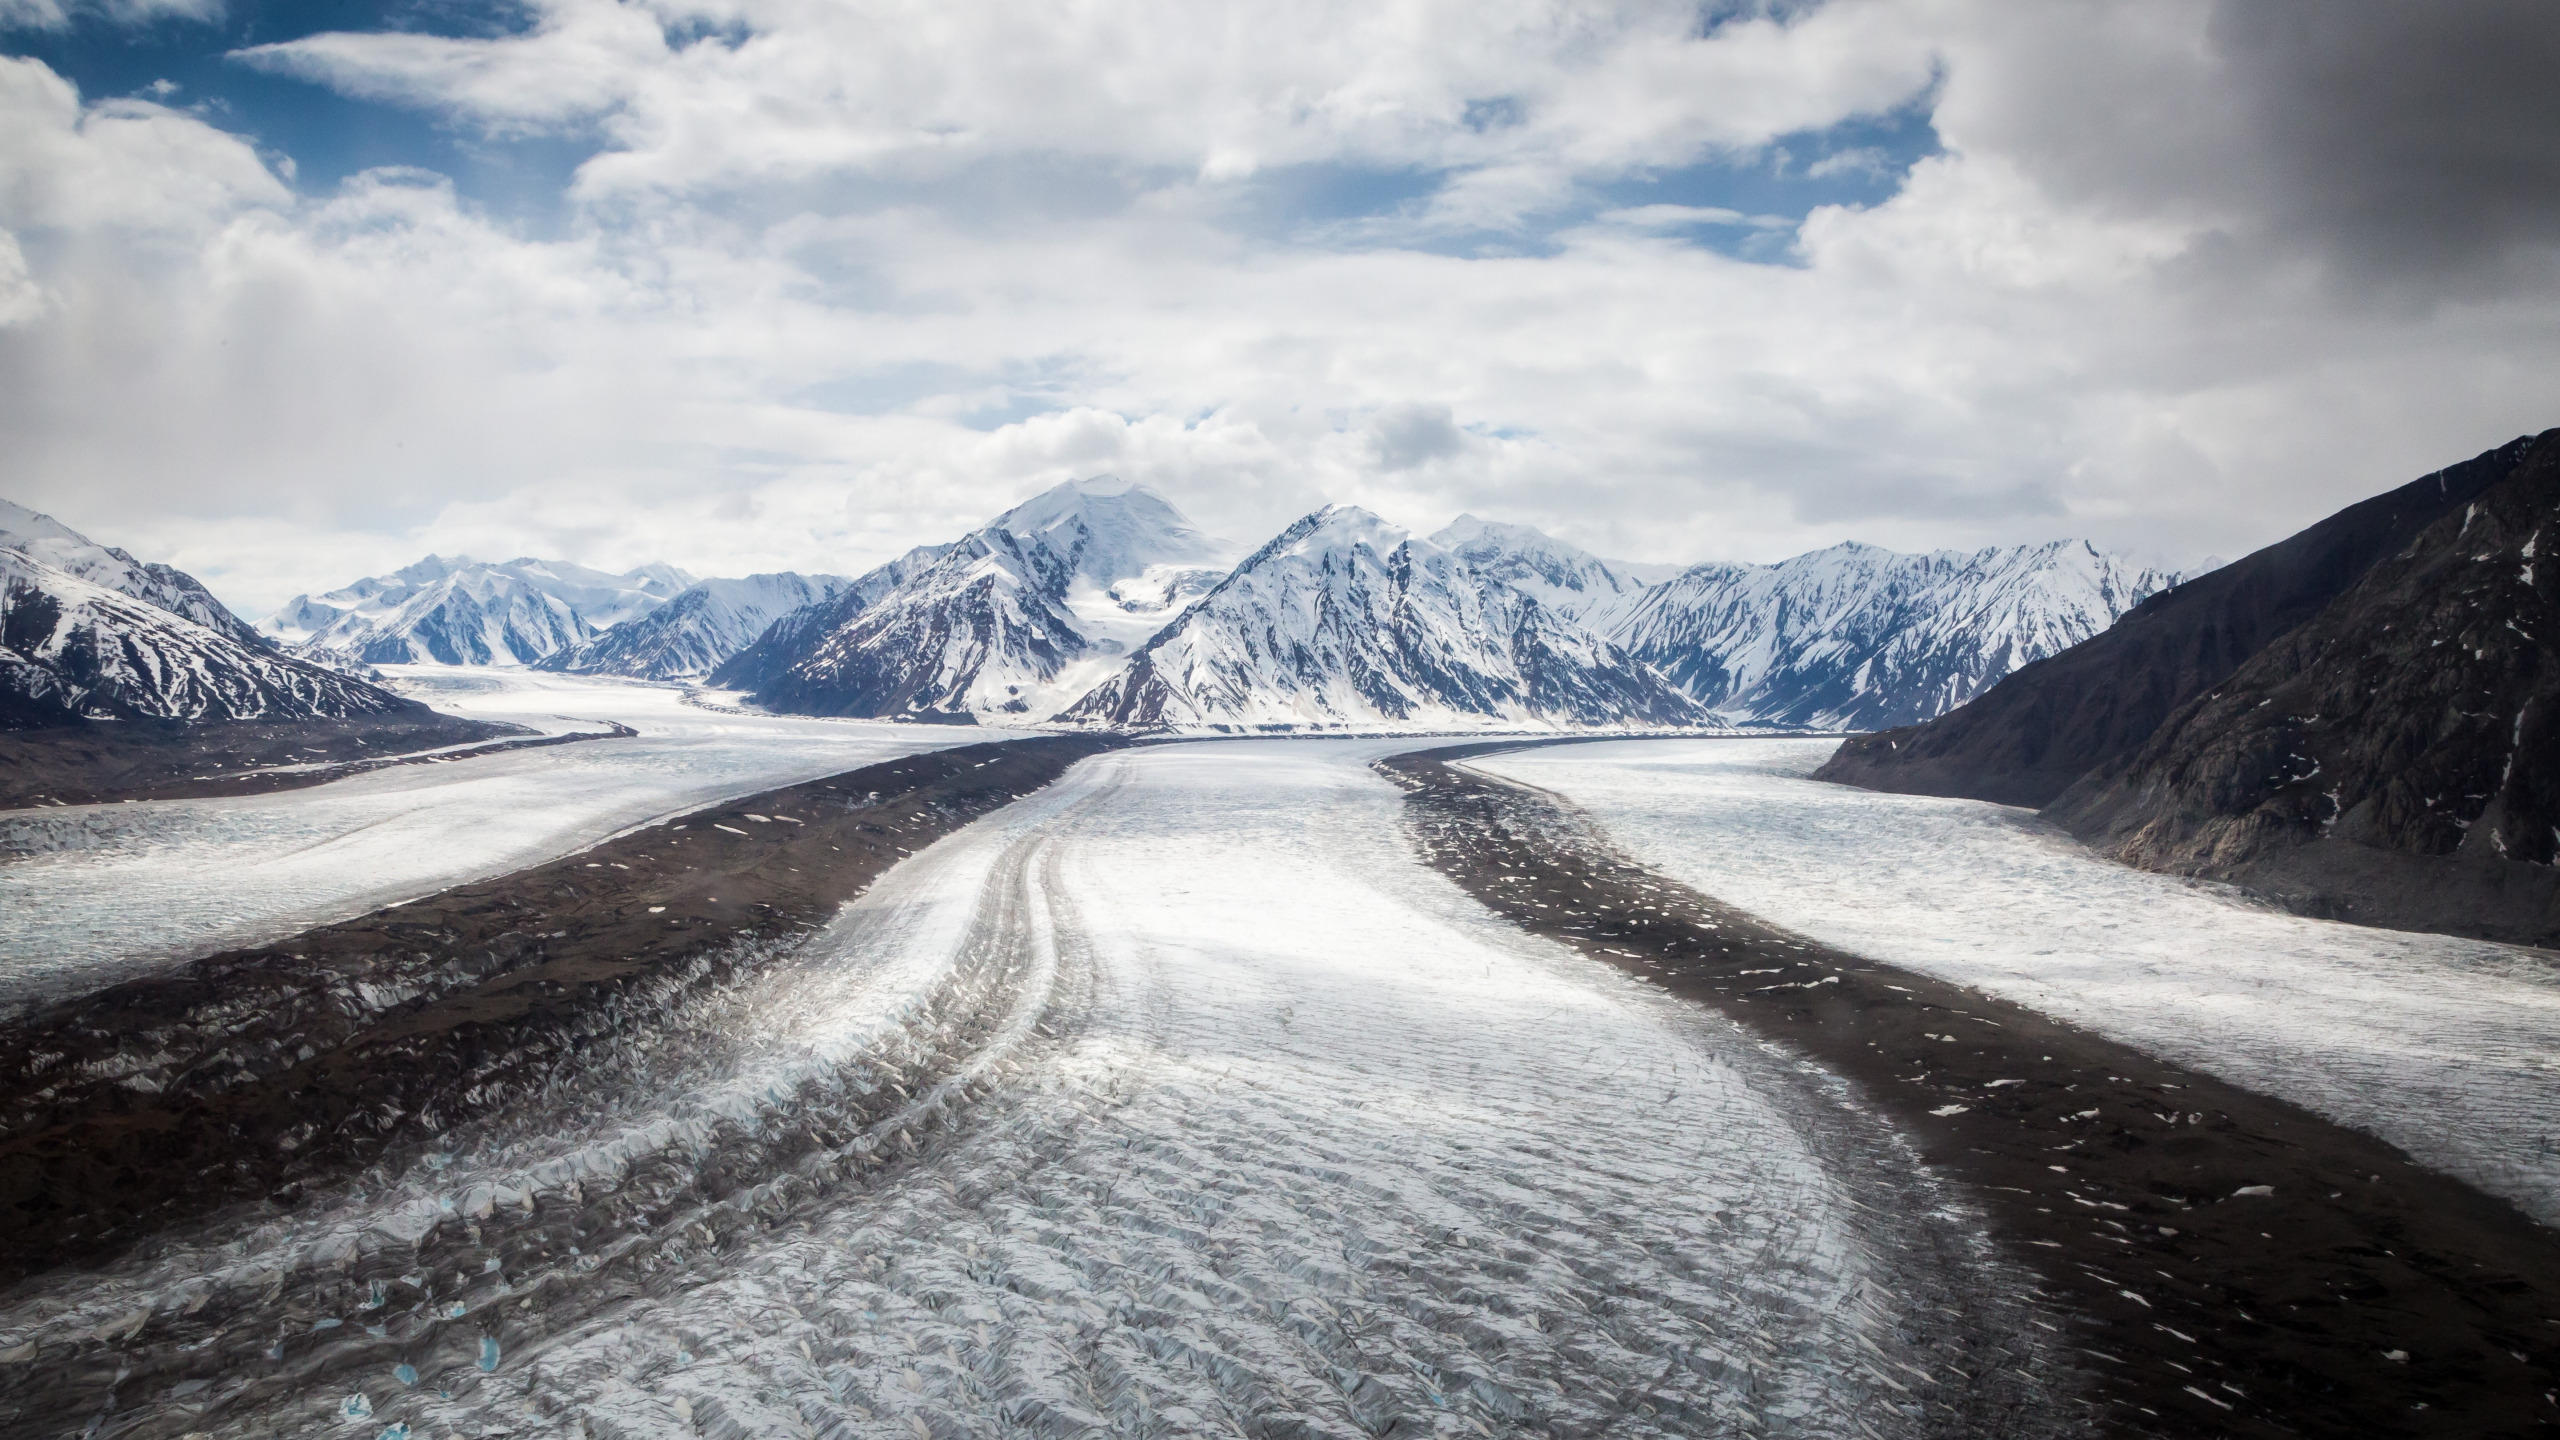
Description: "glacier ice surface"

(1475, 738), (2560, 1222)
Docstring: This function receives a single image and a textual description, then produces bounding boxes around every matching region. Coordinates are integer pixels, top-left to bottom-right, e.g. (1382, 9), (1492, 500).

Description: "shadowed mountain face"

(1815, 433), (2550, 808)
(2048, 432), (2560, 944)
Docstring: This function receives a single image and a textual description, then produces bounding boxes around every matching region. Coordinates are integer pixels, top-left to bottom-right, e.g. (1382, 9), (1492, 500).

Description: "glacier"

(1472, 738), (2560, 1223)
(0, 670), (1016, 1005)
(0, 740), (2068, 1439)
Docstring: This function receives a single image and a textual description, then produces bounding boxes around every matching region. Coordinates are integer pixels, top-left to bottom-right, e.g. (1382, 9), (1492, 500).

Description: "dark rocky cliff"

(2049, 432), (2560, 945)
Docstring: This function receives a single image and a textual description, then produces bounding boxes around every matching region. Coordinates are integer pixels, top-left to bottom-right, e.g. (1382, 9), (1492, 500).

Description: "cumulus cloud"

(238, 0), (1939, 213)
(2, 0), (2557, 617)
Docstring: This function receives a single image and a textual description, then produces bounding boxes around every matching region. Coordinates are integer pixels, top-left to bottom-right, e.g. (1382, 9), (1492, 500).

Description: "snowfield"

(0, 670), (1010, 1005)
(0, 740), (2062, 1439)
(1472, 738), (2560, 1223)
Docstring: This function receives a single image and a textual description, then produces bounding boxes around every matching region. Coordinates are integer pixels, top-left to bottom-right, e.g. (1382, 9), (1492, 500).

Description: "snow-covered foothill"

(262, 555), (696, 666)
(1063, 505), (1709, 732)
(1613, 541), (2176, 729)
(1472, 738), (2560, 1223)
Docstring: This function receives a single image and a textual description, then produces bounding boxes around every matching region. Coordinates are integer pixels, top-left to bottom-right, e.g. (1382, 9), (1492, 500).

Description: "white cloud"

(0, 0), (219, 29)
(1598, 203), (1791, 230)
(4, 1), (2558, 617)
(239, 0), (1938, 215)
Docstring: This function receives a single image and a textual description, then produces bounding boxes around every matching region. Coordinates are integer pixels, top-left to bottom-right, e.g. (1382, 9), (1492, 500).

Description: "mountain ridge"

(1057, 505), (1709, 732)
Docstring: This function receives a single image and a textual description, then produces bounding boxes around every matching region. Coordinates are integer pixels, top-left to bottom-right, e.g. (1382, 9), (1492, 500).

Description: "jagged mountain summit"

(1, 500), (269, 651)
(264, 556), (695, 667)
(1059, 506), (1708, 732)
(1613, 540), (2176, 730)
(1426, 515), (1678, 629)
(725, 477), (1236, 721)
(1, 513), (412, 729)
(538, 572), (852, 682)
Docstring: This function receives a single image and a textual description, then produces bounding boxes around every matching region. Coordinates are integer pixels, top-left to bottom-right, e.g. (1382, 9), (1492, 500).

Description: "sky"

(1, 0), (2556, 617)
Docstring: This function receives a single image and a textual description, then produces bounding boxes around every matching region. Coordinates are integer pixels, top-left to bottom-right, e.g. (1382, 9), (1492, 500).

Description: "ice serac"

(1427, 514), (1676, 630)
(263, 556), (696, 667)
(733, 477), (1234, 722)
(1815, 432), (2550, 808)
(538, 572), (852, 681)
(1615, 540), (2175, 731)
(1060, 505), (1709, 732)
(0, 548), (416, 729)
(0, 499), (269, 650)
(2045, 429), (2560, 946)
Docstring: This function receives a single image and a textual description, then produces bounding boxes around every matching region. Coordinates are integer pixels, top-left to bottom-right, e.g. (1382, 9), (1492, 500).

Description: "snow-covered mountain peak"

(729, 480), (1236, 723)
(0, 537), (408, 727)
(994, 475), (1233, 585)
(1058, 503), (1707, 733)
(263, 555), (694, 666)
(1427, 514), (1671, 626)
(0, 497), (267, 648)
(0, 498), (93, 550)
(1615, 538), (2176, 729)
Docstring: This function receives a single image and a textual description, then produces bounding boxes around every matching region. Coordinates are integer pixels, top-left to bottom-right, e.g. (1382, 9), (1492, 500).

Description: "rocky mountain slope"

(537, 571), (851, 681)
(1, 542), (415, 731)
(2043, 431), (2560, 945)
(1815, 434), (2547, 807)
(727, 478), (1234, 721)
(1615, 541), (2174, 731)
(264, 556), (694, 666)
(1058, 506), (1707, 731)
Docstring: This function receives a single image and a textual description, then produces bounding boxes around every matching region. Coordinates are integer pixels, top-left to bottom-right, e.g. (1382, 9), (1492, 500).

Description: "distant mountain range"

(1821, 429), (2560, 947)
(0, 503), (414, 729)
(227, 478), (2175, 735)
(261, 555), (696, 667)
(537, 572), (852, 682)
(2, 475), (2185, 739)
(1617, 540), (2177, 730)
(1062, 506), (1704, 730)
